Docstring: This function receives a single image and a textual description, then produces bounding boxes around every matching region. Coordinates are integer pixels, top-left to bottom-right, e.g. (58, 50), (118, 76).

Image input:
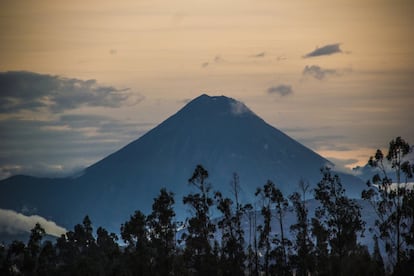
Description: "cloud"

(214, 55), (223, 63)
(0, 208), (67, 237)
(267, 84), (293, 96)
(0, 71), (139, 113)
(296, 135), (348, 151)
(303, 65), (338, 80)
(326, 157), (361, 173)
(302, 65), (352, 80)
(230, 100), (252, 116)
(179, 98), (192, 104)
(202, 54), (224, 68)
(58, 114), (111, 128)
(252, 52), (266, 58)
(304, 43), (342, 58)
(0, 116), (152, 179)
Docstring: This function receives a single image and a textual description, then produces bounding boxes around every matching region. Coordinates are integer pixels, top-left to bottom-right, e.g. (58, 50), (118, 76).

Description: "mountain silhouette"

(0, 94), (365, 233)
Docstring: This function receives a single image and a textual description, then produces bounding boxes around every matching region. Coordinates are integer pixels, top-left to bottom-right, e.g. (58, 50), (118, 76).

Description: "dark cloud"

(267, 84), (293, 96)
(303, 65), (338, 80)
(304, 43), (342, 58)
(0, 71), (138, 113)
(109, 49), (117, 55)
(201, 62), (209, 68)
(252, 52), (266, 58)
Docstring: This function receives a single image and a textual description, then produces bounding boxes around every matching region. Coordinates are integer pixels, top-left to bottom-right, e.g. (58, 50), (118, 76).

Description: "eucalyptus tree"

(362, 136), (414, 273)
(182, 165), (217, 275)
(313, 167), (365, 274)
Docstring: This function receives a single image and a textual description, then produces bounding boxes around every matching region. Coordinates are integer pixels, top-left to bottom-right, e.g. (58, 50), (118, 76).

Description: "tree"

(255, 180), (291, 276)
(147, 188), (176, 276)
(182, 165), (217, 275)
(55, 215), (103, 275)
(372, 235), (385, 276)
(25, 222), (46, 273)
(362, 136), (414, 273)
(311, 215), (329, 275)
(28, 223), (46, 258)
(4, 240), (25, 275)
(289, 180), (314, 276)
(245, 203), (259, 276)
(214, 173), (246, 275)
(0, 243), (6, 275)
(255, 181), (274, 276)
(269, 183), (290, 276)
(313, 167), (365, 274)
(37, 240), (57, 275)
(96, 227), (121, 275)
(121, 210), (151, 275)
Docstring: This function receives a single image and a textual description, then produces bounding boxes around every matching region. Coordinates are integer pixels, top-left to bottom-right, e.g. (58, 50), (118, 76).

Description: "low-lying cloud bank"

(0, 209), (67, 237)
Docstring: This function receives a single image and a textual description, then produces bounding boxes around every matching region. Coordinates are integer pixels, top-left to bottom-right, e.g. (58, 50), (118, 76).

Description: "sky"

(1, 0), (414, 180)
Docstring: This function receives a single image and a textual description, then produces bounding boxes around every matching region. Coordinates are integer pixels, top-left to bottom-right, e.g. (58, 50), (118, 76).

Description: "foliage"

(289, 180), (314, 276)
(182, 164), (218, 275)
(214, 173), (246, 275)
(147, 188), (177, 275)
(121, 210), (151, 274)
(3, 146), (413, 275)
(313, 167), (365, 274)
(255, 180), (291, 276)
(362, 136), (414, 273)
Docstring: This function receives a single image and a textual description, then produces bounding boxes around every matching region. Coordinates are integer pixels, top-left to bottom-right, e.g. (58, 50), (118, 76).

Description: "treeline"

(1, 137), (413, 276)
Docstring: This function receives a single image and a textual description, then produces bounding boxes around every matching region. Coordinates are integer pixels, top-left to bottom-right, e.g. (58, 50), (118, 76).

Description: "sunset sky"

(1, 0), (413, 179)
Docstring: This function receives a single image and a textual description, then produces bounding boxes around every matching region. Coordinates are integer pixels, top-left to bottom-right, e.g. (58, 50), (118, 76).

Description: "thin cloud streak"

(267, 85), (293, 96)
(303, 65), (338, 80)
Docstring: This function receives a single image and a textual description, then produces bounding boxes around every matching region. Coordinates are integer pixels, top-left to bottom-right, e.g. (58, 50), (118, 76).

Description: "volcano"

(0, 94), (365, 233)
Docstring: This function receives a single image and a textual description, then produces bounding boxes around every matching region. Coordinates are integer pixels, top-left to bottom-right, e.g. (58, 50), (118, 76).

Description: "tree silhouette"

(270, 185), (291, 275)
(121, 210), (151, 275)
(255, 180), (291, 275)
(147, 188), (176, 275)
(214, 173), (246, 275)
(362, 136), (414, 273)
(96, 227), (121, 274)
(3, 157), (412, 275)
(25, 222), (46, 273)
(314, 167), (365, 274)
(182, 165), (217, 275)
(255, 181), (273, 276)
(289, 180), (314, 276)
